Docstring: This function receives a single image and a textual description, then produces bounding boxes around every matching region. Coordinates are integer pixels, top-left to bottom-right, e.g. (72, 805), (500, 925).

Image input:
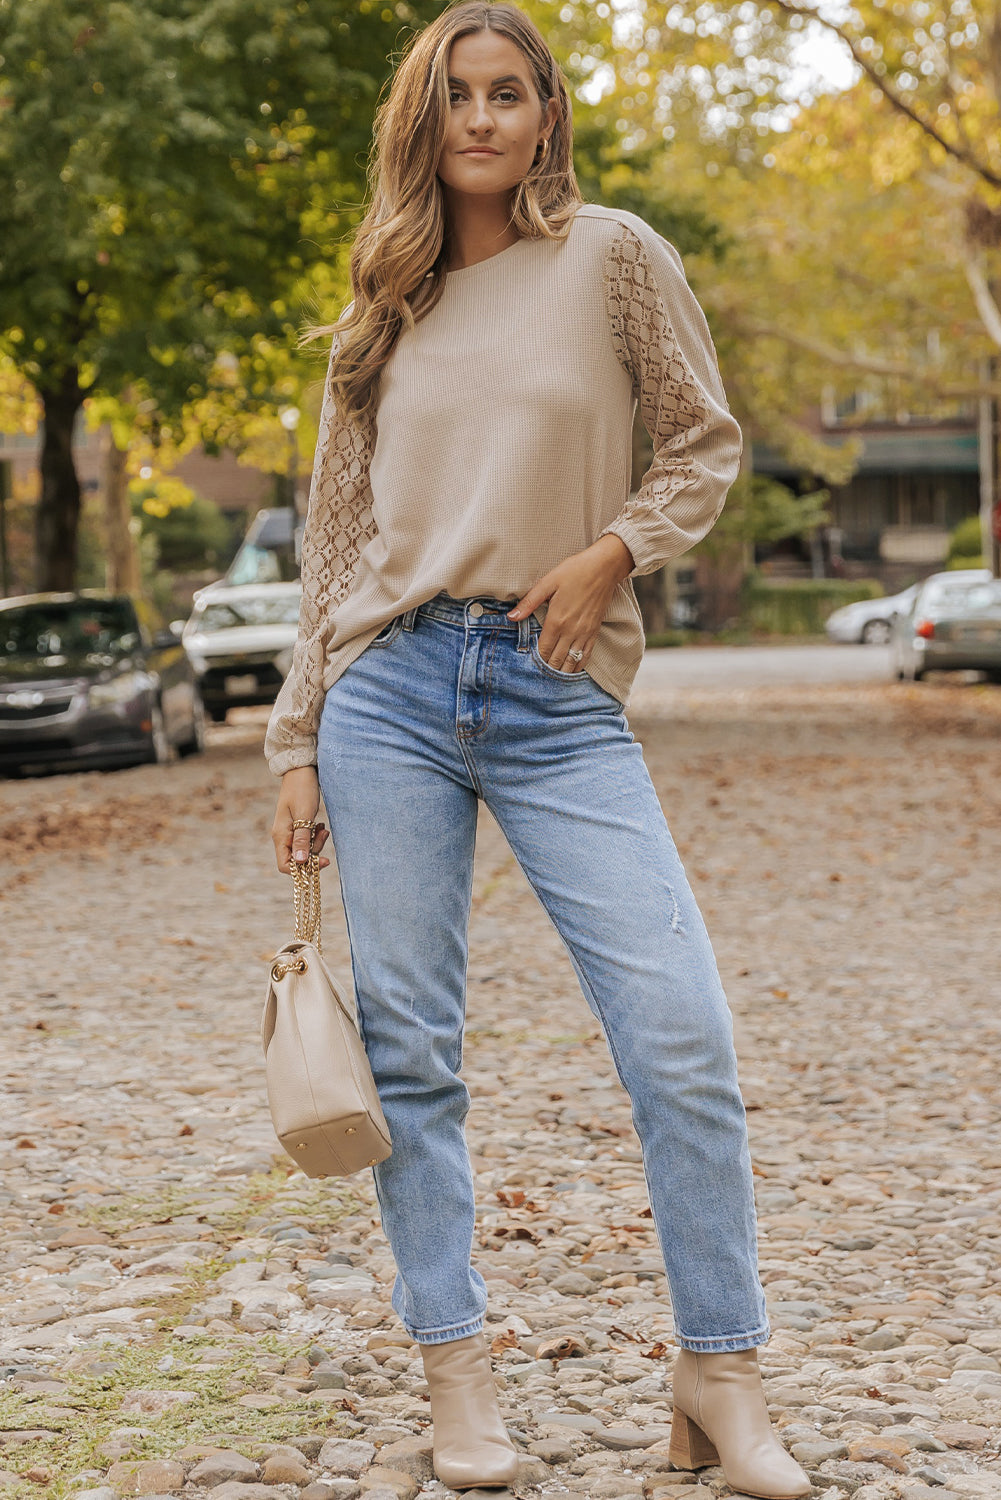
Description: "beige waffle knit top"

(265, 202), (742, 776)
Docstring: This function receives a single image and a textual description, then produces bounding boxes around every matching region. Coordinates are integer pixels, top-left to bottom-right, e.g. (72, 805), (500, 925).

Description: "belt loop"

(517, 615), (531, 651)
(402, 606), (418, 633)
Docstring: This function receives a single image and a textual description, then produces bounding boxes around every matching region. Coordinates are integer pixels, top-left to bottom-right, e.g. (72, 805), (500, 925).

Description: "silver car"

(891, 569), (998, 682)
(825, 584), (919, 645)
(182, 581), (302, 722)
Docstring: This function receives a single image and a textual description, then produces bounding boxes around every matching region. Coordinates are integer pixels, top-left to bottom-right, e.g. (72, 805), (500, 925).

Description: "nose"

(466, 93), (495, 132)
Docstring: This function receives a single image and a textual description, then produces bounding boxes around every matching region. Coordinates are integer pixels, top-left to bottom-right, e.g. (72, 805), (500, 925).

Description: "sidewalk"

(1, 679), (999, 1499)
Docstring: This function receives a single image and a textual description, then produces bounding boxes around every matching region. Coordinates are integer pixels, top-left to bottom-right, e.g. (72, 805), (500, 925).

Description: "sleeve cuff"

(267, 745), (319, 778)
(598, 519), (663, 577)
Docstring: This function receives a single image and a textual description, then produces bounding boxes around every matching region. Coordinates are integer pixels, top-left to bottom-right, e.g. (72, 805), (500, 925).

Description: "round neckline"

(443, 235), (529, 282)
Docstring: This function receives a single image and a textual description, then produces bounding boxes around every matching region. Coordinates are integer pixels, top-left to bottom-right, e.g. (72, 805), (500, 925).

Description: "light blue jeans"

(317, 591), (769, 1351)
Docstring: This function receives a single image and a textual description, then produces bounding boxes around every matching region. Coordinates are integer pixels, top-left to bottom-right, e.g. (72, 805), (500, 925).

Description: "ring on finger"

(567, 646), (584, 664)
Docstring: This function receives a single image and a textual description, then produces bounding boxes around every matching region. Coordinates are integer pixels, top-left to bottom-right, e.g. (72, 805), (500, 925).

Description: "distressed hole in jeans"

(667, 884), (683, 934)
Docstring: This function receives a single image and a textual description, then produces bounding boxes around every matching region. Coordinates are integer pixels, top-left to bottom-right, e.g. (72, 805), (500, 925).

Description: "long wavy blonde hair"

(310, 1), (583, 423)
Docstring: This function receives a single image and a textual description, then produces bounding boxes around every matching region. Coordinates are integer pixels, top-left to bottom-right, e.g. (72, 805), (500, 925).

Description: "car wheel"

(862, 618), (892, 645)
(912, 668), (925, 683)
(177, 693), (207, 758)
(146, 702), (172, 764)
(208, 704), (228, 723)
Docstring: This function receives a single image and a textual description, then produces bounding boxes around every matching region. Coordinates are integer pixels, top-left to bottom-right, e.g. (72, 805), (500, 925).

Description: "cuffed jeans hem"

(674, 1320), (771, 1353)
(403, 1314), (486, 1345)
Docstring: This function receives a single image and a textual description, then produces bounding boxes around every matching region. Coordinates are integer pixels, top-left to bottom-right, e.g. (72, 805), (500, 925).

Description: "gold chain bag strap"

(261, 824), (392, 1177)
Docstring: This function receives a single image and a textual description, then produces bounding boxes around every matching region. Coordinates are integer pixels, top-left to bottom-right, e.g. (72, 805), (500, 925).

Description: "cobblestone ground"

(1, 677), (1000, 1500)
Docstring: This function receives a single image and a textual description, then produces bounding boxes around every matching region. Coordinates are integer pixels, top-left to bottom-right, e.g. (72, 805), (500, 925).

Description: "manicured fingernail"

(294, 851), (306, 862)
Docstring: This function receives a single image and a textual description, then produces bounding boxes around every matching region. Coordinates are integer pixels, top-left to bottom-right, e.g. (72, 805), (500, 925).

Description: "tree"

(0, 0), (442, 589)
(767, 0), (1001, 341)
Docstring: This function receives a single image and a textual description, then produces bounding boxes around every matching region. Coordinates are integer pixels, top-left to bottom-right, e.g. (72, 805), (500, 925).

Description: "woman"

(268, 4), (810, 1495)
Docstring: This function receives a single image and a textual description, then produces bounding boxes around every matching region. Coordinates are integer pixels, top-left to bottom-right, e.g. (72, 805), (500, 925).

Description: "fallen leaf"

(608, 1324), (639, 1342)
(537, 1335), (587, 1361)
(490, 1329), (519, 1354)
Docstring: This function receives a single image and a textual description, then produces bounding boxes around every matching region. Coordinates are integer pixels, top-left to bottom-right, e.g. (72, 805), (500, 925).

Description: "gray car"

(0, 592), (206, 774)
(891, 569), (999, 682)
(825, 584), (919, 645)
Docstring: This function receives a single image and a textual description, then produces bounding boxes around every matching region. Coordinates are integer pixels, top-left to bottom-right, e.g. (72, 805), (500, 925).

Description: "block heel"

(669, 1406), (721, 1469)
(671, 1348), (812, 1498)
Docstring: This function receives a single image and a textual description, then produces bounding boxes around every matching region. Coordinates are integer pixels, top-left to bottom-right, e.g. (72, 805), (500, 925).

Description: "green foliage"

(0, 0), (443, 584)
(572, 118), (729, 261)
(947, 513), (986, 569)
(0, 0), (443, 399)
(744, 575), (884, 634)
(132, 492), (236, 573)
(696, 472), (830, 560)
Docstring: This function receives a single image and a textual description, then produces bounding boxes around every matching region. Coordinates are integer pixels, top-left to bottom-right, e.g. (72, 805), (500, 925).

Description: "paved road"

(635, 642), (893, 692)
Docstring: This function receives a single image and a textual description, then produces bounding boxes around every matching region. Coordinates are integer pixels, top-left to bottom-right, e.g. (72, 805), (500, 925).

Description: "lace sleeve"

(599, 219), (742, 576)
(264, 335), (377, 777)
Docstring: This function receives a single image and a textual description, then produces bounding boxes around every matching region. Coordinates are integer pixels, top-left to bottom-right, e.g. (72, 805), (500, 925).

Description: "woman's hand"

(271, 766), (331, 874)
(507, 534), (634, 671)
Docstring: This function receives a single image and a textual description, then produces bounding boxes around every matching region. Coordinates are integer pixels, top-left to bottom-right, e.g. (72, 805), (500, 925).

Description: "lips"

(461, 148), (500, 155)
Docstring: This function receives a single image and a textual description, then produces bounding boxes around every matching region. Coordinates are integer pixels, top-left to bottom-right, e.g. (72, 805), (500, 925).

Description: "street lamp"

(279, 406), (300, 525)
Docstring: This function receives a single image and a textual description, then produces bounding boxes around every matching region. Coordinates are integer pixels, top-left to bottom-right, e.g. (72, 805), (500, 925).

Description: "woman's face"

(436, 30), (555, 200)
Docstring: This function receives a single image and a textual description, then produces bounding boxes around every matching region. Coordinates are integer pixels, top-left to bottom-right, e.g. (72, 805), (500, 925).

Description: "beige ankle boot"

(670, 1348), (811, 1499)
(419, 1332), (521, 1490)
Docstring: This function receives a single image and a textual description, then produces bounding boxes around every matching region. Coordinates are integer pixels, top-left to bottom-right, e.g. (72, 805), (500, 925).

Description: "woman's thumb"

(291, 823), (314, 863)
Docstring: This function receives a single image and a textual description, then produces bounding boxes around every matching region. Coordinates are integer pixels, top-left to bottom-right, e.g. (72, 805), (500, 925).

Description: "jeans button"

(468, 602), (484, 618)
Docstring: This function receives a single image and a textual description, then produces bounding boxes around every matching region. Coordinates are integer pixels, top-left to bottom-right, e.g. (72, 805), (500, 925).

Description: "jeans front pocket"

(528, 634), (624, 710)
(368, 615), (404, 648)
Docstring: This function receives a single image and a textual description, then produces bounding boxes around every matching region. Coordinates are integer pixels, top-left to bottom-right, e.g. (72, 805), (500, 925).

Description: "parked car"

(825, 584), (919, 645)
(891, 569), (998, 682)
(220, 507), (302, 588)
(0, 592), (205, 775)
(182, 581), (301, 721)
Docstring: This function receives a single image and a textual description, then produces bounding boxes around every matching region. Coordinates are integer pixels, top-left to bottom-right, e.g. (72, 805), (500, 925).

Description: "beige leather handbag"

(261, 849), (392, 1178)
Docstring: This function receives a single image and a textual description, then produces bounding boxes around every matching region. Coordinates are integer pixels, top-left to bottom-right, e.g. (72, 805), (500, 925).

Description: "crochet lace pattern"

(599, 221), (720, 575)
(264, 338), (377, 771)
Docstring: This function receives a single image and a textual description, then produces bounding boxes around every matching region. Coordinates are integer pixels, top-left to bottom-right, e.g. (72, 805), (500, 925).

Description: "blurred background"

(1, 0), (1000, 766)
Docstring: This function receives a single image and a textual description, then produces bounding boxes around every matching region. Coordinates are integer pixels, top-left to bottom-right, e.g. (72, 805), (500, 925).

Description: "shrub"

(743, 576), (883, 635)
(946, 514), (985, 570)
(133, 493), (236, 572)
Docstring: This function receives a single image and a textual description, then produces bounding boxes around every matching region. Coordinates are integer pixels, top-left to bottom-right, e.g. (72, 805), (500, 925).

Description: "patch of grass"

(78, 1163), (366, 1239)
(0, 1167), (369, 1495)
(1, 1334), (351, 1498)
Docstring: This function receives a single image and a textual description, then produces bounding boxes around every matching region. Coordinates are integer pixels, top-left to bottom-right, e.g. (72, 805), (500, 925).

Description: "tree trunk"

(103, 432), (139, 592)
(634, 569), (669, 634)
(36, 368), (84, 591)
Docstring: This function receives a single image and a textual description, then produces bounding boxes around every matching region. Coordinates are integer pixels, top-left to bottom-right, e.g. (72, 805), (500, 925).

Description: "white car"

(825, 584), (919, 645)
(181, 582), (301, 722)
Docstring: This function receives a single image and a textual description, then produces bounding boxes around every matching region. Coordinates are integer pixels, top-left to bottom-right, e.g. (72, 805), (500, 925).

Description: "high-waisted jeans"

(317, 591), (770, 1351)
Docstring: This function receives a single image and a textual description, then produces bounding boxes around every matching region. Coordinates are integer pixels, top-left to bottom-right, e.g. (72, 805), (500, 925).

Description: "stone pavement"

(1, 676), (999, 1500)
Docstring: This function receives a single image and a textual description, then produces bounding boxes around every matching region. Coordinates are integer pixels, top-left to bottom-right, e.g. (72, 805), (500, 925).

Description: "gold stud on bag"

(261, 836), (392, 1178)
